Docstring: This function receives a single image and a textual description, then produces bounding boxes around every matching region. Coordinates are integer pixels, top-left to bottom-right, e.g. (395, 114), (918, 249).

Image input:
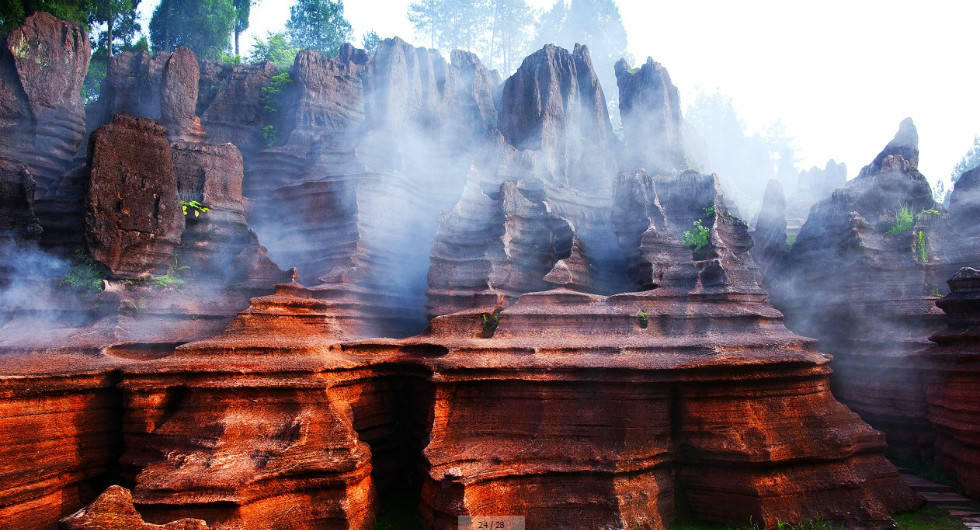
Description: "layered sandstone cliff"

(769, 118), (980, 458)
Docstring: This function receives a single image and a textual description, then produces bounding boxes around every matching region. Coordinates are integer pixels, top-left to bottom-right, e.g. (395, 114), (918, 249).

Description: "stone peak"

(860, 117), (919, 177)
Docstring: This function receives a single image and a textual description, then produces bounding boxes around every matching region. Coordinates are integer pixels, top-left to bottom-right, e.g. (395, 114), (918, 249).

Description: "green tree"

(232, 0), (253, 57)
(150, 0), (236, 60)
(249, 30), (298, 70)
(408, 0), (489, 55)
(361, 29), (379, 53)
(487, 0), (531, 73)
(0, 0), (90, 33)
(285, 0), (351, 57)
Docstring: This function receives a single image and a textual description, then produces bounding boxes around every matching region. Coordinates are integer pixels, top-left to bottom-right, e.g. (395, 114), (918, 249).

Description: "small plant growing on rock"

(886, 204), (916, 234)
(480, 310), (500, 338)
(915, 229), (929, 263)
(58, 249), (105, 296)
(683, 219), (710, 251)
(637, 310), (648, 329)
(261, 71), (292, 148)
(149, 258), (190, 289)
(180, 200), (210, 218)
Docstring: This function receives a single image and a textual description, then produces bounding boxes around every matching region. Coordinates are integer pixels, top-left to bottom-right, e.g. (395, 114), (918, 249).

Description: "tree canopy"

(407, 0), (531, 74)
(285, 0), (351, 57)
(149, 0), (236, 60)
(952, 135), (980, 182)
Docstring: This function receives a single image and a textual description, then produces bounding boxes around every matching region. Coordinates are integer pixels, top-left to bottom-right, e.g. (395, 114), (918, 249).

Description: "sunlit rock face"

(60, 485), (209, 529)
(0, 18), (931, 529)
(0, 12), (89, 196)
(356, 169), (919, 529)
(918, 268), (980, 498)
(770, 118), (980, 459)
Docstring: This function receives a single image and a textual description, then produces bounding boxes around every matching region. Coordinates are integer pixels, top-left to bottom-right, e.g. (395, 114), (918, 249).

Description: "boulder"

(85, 115), (184, 278)
(0, 12), (89, 195)
(61, 485), (208, 529)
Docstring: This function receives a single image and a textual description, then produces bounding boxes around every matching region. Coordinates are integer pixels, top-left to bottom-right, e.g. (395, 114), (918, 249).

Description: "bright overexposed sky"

(136, 0), (980, 189)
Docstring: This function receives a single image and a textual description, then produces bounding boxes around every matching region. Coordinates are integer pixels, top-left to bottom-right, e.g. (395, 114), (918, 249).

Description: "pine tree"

(285, 0), (351, 57)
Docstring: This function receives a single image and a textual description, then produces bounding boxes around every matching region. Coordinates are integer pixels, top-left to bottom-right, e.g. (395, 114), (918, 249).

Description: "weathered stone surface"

(199, 61), (276, 163)
(170, 141), (251, 276)
(615, 57), (684, 175)
(358, 165), (919, 529)
(0, 12), (89, 195)
(771, 119), (980, 459)
(246, 39), (497, 337)
(918, 267), (980, 499)
(119, 281), (382, 528)
(498, 44), (617, 192)
(0, 158), (42, 240)
(0, 365), (121, 529)
(34, 165), (88, 249)
(752, 179), (788, 279)
(98, 47), (205, 142)
(949, 166), (980, 237)
(160, 47), (205, 142)
(85, 114), (184, 278)
(427, 45), (627, 318)
(61, 485), (208, 529)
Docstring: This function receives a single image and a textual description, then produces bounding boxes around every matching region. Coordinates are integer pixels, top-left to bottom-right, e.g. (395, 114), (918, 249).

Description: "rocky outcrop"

(771, 119), (980, 458)
(359, 168), (918, 528)
(119, 280), (386, 528)
(245, 39), (498, 337)
(85, 114), (184, 278)
(797, 159), (847, 204)
(0, 357), (122, 529)
(427, 44), (627, 318)
(615, 57), (684, 175)
(949, 166), (980, 237)
(61, 485), (208, 529)
(752, 179), (788, 279)
(170, 141), (252, 276)
(198, 61), (276, 163)
(918, 267), (980, 498)
(0, 158), (42, 241)
(0, 12), (89, 195)
(97, 47), (206, 142)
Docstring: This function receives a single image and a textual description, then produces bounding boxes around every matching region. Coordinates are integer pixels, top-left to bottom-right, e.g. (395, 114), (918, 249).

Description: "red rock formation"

(918, 267), (980, 498)
(61, 485), (208, 529)
(770, 119), (980, 459)
(199, 61), (277, 164)
(85, 114), (184, 278)
(0, 158), (42, 241)
(0, 353), (123, 529)
(119, 281), (384, 528)
(0, 12), (89, 195)
(352, 170), (920, 528)
(97, 47), (206, 142)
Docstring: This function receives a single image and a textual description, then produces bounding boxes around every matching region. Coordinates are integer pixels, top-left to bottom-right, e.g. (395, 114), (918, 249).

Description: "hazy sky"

(137, 0), (980, 189)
